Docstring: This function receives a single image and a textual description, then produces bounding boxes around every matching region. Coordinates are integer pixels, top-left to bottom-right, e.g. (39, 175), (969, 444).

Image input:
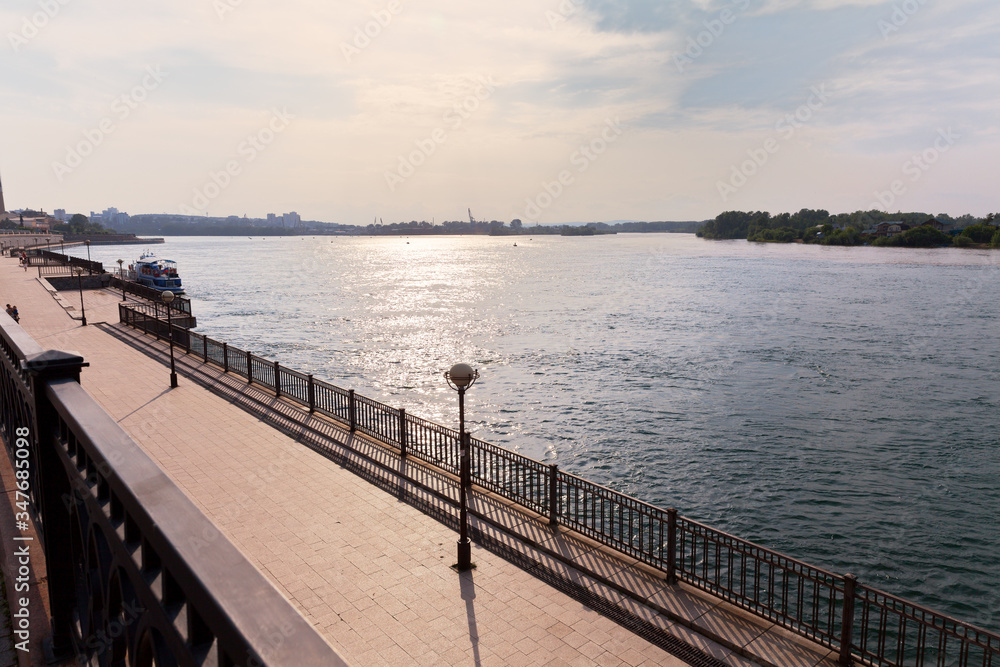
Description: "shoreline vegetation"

(38, 214), (700, 238)
(698, 209), (1000, 248)
(18, 208), (999, 249)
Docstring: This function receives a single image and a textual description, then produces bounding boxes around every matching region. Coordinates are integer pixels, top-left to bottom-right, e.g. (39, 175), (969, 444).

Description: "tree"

(959, 223), (998, 244)
(872, 226), (951, 247)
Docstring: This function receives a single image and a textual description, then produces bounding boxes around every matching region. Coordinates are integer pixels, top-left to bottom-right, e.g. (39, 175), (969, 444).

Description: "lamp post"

(161, 291), (178, 388)
(444, 362), (479, 571)
(74, 267), (87, 326)
(117, 259), (126, 301)
(84, 239), (91, 274)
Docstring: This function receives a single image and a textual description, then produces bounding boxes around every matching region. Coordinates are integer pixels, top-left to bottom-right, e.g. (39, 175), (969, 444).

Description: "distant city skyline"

(1, 1), (997, 225)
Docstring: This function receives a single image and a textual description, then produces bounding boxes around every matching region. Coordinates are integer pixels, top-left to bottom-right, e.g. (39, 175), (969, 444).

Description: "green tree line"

(698, 209), (998, 248)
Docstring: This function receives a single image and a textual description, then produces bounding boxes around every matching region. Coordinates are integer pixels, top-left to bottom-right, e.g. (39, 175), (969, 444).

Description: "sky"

(2, 0), (998, 225)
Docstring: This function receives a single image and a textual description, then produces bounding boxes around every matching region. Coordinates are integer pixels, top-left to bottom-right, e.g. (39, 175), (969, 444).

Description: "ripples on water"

(81, 235), (1000, 629)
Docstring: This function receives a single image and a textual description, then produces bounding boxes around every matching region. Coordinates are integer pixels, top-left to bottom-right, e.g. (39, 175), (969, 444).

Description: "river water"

(75, 234), (1000, 630)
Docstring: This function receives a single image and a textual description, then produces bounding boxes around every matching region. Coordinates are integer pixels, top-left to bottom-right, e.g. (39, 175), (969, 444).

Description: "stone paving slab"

(0, 256), (840, 667)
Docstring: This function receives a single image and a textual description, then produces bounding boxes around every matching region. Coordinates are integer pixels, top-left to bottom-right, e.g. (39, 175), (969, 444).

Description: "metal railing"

(32, 248), (104, 274)
(0, 312), (346, 665)
(110, 273), (193, 313)
(117, 304), (1000, 667)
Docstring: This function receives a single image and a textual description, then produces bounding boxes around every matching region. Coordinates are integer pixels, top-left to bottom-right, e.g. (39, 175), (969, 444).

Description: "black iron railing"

(118, 304), (1000, 667)
(108, 275), (193, 314)
(0, 312), (346, 666)
(33, 248), (104, 274)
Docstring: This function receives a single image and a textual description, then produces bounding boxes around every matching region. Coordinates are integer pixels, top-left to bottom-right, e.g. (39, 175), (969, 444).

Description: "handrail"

(0, 310), (346, 665)
(117, 304), (1000, 667)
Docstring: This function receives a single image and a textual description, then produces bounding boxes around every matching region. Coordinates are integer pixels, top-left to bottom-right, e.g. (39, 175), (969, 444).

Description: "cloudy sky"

(2, 0), (998, 224)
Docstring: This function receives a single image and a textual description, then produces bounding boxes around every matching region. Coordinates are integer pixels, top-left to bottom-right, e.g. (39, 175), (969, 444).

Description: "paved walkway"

(0, 257), (838, 667)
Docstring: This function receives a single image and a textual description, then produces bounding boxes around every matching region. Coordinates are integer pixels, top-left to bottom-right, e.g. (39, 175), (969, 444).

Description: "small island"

(698, 209), (1000, 248)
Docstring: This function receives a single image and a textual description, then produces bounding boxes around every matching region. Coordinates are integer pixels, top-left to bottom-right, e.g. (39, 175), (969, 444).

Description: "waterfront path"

(0, 257), (838, 667)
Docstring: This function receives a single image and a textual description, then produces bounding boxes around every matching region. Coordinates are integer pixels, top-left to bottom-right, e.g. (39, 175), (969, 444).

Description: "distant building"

(922, 218), (947, 232)
(875, 221), (909, 238)
(0, 170), (6, 214)
(54, 208), (67, 221)
(283, 211), (301, 228)
(267, 213), (277, 226)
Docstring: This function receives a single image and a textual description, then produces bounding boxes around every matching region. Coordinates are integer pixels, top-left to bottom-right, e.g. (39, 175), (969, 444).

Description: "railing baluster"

(548, 464), (559, 525)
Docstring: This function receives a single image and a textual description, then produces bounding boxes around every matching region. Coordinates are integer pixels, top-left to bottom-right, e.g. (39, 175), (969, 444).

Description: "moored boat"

(130, 251), (184, 293)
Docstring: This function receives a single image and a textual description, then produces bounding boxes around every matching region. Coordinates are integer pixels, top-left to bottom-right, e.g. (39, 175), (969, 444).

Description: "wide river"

(75, 233), (1000, 630)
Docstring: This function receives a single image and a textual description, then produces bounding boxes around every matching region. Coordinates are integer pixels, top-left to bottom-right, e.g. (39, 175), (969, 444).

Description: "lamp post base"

(170, 372), (178, 388)
(455, 540), (472, 571)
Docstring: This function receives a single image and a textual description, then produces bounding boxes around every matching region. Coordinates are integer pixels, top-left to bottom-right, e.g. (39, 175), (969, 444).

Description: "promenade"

(0, 255), (838, 666)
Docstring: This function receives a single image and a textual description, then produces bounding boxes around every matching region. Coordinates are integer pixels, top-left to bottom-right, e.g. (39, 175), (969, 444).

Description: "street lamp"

(117, 259), (126, 301)
(161, 291), (178, 388)
(84, 239), (91, 274)
(74, 267), (87, 326)
(444, 362), (480, 571)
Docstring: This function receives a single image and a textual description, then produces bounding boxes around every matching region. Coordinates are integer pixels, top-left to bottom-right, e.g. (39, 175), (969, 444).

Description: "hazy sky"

(3, 0), (998, 224)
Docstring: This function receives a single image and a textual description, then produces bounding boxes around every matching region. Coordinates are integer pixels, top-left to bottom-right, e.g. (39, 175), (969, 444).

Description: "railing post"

(666, 508), (678, 584)
(184, 327), (191, 355)
(548, 464), (559, 526)
(247, 351), (253, 384)
(203, 335), (208, 362)
(23, 350), (90, 661)
(274, 361), (281, 397)
(839, 574), (858, 666)
(307, 374), (315, 413)
(348, 389), (356, 432)
(223, 343), (229, 372)
(398, 408), (407, 458)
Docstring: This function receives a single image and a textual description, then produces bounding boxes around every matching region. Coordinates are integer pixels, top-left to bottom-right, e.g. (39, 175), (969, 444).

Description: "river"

(73, 233), (1000, 630)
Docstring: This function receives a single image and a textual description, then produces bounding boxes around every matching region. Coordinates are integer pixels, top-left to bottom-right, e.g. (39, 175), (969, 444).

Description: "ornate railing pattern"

(117, 304), (1000, 667)
(0, 313), (345, 666)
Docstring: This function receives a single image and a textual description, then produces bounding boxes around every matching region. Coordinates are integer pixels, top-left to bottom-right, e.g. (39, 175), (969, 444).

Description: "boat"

(129, 251), (184, 293)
